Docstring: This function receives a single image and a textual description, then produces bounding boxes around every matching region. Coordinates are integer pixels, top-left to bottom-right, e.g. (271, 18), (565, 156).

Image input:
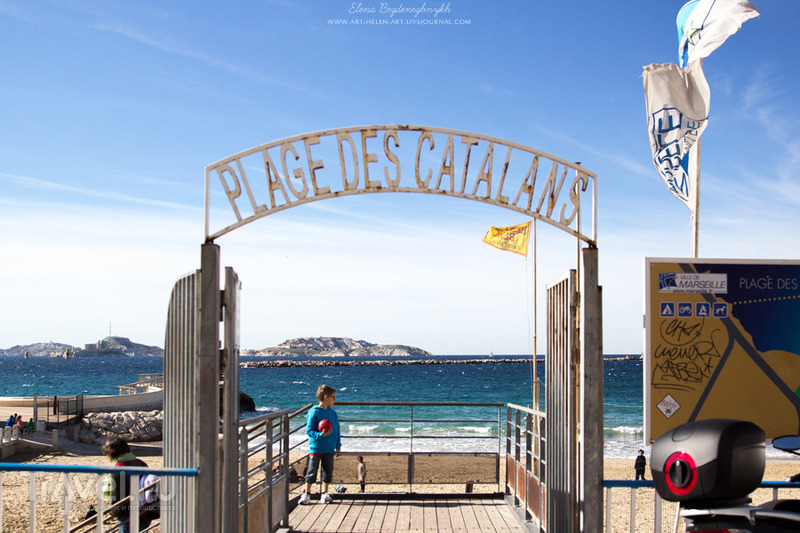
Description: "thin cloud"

(534, 126), (653, 177)
(0, 1), (43, 25)
(478, 84), (518, 98)
(0, 172), (200, 211)
(741, 67), (797, 145)
(90, 23), (325, 98)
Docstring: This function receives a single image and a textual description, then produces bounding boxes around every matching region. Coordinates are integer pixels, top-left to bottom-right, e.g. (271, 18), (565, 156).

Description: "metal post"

(525, 413), (532, 521)
(282, 414), (291, 528)
(690, 138), (701, 258)
(532, 219), (539, 410)
(29, 472), (35, 533)
(62, 472), (70, 533)
(130, 474), (140, 533)
(496, 406), (501, 492)
(221, 268), (241, 533)
(655, 492), (663, 533)
(240, 426), (249, 532)
(96, 477), (104, 532)
(199, 243), (221, 533)
(580, 246), (603, 533)
(629, 487), (636, 533)
(505, 406), (511, 494)
(515, 409), (521, 505)
(266, 418), (274, 532)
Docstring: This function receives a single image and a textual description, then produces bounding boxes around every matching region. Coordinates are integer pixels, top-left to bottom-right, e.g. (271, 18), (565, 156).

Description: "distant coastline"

(0, 336), (163, 358)
(1, 335), (642, 362)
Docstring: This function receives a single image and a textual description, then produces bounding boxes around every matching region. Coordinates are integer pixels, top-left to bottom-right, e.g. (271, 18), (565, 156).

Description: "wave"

(244, 420), (798, 460)
(605, 425), (644, 437)
(346, 424), (381, 434)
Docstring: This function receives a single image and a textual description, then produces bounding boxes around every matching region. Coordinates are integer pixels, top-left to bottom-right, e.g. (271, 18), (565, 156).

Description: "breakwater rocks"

(240, 354), (641, 368)
(241, 358), (531, 368)
(78, 410), (162, 445)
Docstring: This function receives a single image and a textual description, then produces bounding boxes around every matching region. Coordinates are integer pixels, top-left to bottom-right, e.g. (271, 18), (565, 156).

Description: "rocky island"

(239, 336), (535, 368)
(0, 336), (163, 357)
(244, 336), (433, 358)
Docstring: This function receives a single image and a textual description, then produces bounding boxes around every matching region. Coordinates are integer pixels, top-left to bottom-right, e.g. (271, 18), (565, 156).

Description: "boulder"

(240, 392), (256, 412)
(218, 390), (257, 414)
(80, 410), (165, 444)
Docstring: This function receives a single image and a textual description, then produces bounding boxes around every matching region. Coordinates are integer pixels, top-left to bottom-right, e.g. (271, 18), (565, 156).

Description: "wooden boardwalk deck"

(289, 496), (529, 533)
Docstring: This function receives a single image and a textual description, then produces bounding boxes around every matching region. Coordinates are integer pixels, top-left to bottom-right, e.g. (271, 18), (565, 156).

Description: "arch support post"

(199, 243), (221, 533)
(579, 246), (603, 533)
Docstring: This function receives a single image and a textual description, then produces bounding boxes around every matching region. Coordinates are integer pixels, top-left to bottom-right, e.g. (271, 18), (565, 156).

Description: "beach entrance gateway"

(164, 126), (602, 532)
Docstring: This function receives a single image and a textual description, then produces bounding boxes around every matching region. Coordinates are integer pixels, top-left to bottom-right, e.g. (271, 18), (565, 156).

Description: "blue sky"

(1, 1), (798, 355)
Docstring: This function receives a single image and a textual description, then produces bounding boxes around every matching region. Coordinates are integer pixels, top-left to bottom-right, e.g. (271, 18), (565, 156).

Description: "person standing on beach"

(634, 449), (647, 480)
(101, 436), (154, 532)
(300, 384), (341, 505)
(357, 456), (367, 492)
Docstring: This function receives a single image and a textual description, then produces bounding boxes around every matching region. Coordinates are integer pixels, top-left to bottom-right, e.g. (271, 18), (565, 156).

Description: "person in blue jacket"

(299, 384), (341, 505)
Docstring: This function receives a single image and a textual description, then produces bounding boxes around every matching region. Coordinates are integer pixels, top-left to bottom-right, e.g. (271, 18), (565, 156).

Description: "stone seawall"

(78, 410), (162, 445)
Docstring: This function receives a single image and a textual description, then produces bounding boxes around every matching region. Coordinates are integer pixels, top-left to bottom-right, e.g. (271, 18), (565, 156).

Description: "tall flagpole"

(531, 219), (539, 409)
(690, 137), (701, 257)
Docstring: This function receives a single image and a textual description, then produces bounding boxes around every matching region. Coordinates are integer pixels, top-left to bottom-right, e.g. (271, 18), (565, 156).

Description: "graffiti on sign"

(645, 258), (800, 442)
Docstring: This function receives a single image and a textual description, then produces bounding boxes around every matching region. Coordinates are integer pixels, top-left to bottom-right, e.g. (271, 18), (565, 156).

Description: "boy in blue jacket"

(299, 384), (341, 504)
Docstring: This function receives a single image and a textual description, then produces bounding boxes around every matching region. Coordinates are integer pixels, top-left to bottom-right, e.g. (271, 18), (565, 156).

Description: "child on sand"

(299, 384), (341, 504)
(634, 449), (647, 480)
(357, 456), (366, 492)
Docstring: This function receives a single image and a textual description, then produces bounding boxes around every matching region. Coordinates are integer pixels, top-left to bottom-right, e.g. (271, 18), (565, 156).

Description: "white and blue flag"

(643, 61), (710, 210)
(677, 0), (759, 68)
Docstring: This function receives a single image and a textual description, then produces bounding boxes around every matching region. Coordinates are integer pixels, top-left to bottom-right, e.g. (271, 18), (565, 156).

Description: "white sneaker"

(299, 492), (312, 505)
(320, 492), (333, 504)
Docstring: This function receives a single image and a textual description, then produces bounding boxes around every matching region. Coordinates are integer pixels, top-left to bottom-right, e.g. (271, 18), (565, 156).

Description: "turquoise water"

(0, 355), (645, 458)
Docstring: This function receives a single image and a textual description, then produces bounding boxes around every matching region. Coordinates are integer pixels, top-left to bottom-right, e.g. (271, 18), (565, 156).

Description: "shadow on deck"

(288, 493), (530, 533)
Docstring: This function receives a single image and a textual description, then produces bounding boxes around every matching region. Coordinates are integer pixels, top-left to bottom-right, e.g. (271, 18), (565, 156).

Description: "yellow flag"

(482, 221), (531, 257)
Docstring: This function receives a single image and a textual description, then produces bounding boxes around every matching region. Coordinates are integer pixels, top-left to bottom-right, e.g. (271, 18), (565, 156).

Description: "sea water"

(0, 354), (649, 458)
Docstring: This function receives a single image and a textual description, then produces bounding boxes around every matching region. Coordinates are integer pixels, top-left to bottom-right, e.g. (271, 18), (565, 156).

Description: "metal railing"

(118, 374), (165, 395)
(505, 403), (546, 530)
(7, 400), (799, 533)
(603, 480), (800, 533)
(42, 395), (84, 425)
(283, 401), (504, 491)
(0, 462), (197, 533)
(234, 407), (295, 533)
(503, 403), (800, 533)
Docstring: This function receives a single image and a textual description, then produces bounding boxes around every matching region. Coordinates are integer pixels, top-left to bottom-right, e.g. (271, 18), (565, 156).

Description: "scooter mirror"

(772, 435), (800, 452)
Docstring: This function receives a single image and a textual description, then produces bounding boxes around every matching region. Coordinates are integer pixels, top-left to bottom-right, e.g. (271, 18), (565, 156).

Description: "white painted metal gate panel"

(163, 270), (200, 532)
(545, 270), (578, 533)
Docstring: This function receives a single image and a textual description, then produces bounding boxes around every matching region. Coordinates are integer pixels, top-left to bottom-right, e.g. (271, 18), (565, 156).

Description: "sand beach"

(2, 440), (800, 532)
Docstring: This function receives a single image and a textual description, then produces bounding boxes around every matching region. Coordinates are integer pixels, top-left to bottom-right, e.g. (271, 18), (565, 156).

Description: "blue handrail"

(603, 480), (654, 488)
(0, 462), (197, 476)
(602, 479), (799, 489)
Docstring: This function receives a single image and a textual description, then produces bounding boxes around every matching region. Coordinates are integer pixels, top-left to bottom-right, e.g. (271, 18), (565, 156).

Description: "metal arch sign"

(204, 125), (597, 243)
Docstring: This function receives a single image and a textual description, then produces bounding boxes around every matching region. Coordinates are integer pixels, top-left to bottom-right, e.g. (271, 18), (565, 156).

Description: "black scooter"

(651, 418), (800, 532)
